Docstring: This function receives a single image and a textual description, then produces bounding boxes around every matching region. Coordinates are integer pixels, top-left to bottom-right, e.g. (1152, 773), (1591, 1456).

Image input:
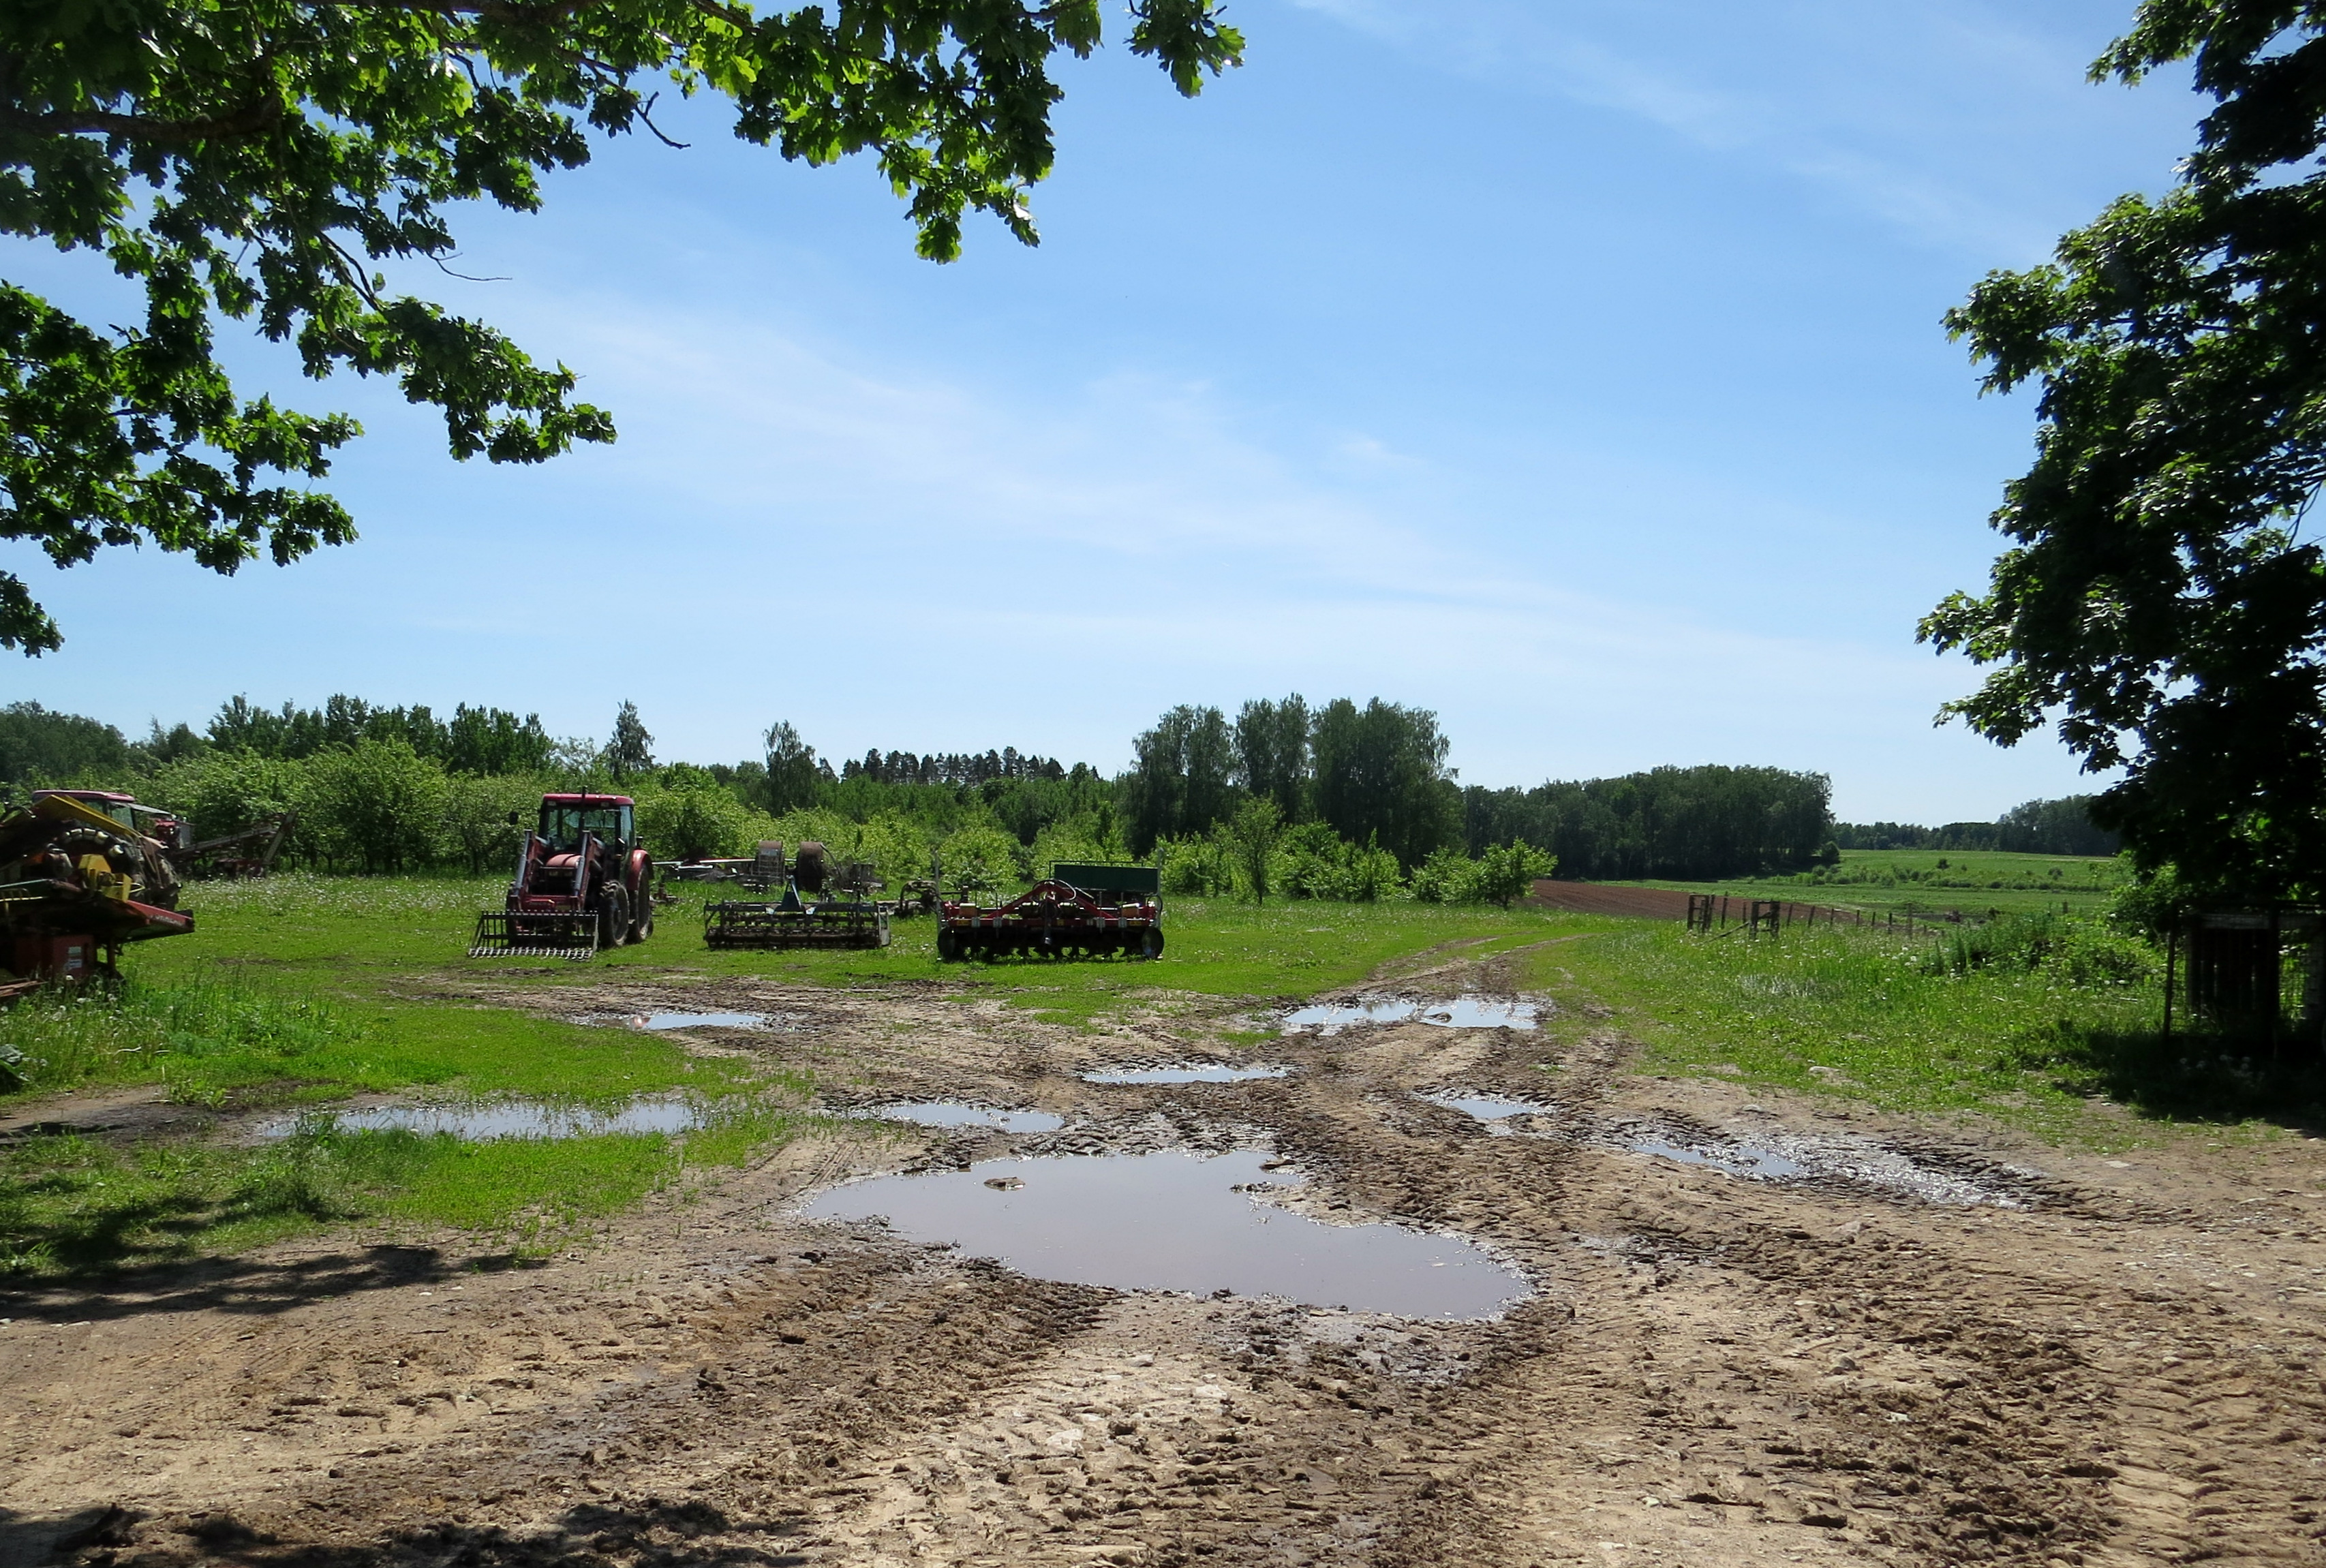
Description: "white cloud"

(1284, 0), (2184, 256)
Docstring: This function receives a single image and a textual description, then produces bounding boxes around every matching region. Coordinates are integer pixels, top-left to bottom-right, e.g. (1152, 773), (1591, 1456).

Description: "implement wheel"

(936, 927), (963, 962)
(1137, 927), (1164, 961)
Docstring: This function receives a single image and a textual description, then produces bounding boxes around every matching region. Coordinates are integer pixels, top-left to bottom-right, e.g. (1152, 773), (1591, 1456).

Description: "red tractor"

(470, 793), (654, 959)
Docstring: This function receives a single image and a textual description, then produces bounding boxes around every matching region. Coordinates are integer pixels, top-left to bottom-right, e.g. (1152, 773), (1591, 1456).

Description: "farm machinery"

(702, 839), (891, 950)
(470, 793), (655, 959)
(936, 863), (1162, 962)
(0, 792), (196, 995)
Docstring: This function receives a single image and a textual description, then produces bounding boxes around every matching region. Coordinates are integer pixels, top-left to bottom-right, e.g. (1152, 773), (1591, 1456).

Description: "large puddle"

(580, 1010), (773, 1031)
(262, 1096), (707, 1141)
(857, 1102), (1065, 1133)
(1284, 995), (1538, 1034)
(1082, 1064), (1290, 1085)
(802, 1149), (1529, 1318)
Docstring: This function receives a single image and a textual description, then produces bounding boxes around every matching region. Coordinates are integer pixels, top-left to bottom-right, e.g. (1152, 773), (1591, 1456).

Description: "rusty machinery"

(470, 792), (656, 959)
(936, 863), (1162, 962)
(1, 793), (196, 997)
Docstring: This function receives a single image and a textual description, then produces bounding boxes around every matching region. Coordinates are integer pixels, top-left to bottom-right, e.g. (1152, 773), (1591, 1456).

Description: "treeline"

(1120, 696), (1461, 867)
(840, 748), (1069, 786)
(1835, 796), (2119, 857)
(1460, 765), (1835, 881)
(14, 688), (2111, 906)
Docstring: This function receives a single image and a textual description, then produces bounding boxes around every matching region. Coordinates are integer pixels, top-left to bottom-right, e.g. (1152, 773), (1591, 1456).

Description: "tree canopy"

(1921, 0), (2326, 901)
(0, 0), (1241, 654)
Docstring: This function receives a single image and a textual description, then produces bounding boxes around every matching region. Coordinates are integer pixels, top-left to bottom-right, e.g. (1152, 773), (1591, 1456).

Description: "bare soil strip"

(7, 957), (2324, 1568)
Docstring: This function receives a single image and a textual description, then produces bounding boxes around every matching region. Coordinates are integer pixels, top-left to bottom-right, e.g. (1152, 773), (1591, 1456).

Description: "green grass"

(0, 1125), (708, 1276)
(4, 870), (2280, 1278)
(1518, 915), (2315, 1144)
(1617, 848), (2129, 919)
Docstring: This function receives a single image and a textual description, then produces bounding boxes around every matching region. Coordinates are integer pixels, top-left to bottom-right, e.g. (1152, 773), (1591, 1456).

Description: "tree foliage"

(605, 699), (654, 782)
(0, 0), (1242, 654)
(1223, 795), (1282, 904)
(1463, 764), (1831, 881)
(1232, 694), (1310, 823)
(1121, 703), (1234, 852)
(204, 692), (551, 771)
(0, 699), (134, 784)
(1306, 698), (1458, 869)
(1921, 0), (2326, 900)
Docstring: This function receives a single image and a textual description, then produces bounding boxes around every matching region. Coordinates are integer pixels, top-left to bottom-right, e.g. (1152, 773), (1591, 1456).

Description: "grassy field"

(1618, 847), (2130, 918)
(4, 870), (2289, 1280)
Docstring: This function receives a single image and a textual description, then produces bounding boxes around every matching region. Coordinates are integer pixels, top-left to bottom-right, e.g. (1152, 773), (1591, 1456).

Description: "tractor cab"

(536, 795), (634, 855)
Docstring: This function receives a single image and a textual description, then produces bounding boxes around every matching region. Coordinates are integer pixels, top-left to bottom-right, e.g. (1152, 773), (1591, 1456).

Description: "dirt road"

(6, 949), (2324, 1567)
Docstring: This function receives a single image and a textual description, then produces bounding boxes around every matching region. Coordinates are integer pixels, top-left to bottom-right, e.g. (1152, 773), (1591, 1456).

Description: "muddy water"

(1283, 994), (1537, 1034)
(1632, 1135), (1807, 1179)
(262, 1096), (709, 1140)
(1428, 1092), (1557, 1122)
(801, 1148), (1529, 1318)
(582, 1009), (773, 1030)
(857, 1102), (1065, 1133)
(1082, 1064), (1291, 1085)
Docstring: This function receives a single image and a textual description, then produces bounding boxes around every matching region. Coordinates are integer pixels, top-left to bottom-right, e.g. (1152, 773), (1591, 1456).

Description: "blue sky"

(7, 0), (2204, 821)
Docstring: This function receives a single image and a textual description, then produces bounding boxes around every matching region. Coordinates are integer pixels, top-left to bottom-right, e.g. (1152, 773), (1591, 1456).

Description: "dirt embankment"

(6, 953), (2325, 1568)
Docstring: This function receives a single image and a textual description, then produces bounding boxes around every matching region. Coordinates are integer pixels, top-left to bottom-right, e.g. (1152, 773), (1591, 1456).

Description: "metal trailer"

(936, 865), (1163, 962)
(704, 882), (891, 950)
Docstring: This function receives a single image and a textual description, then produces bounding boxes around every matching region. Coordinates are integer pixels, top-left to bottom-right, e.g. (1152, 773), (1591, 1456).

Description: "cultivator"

(936, 865), (1162, 962)
(704, 884), (891, 950)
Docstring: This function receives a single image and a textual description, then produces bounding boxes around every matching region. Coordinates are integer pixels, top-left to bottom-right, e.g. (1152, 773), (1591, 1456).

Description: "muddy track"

(6, 955), (2326, 1567)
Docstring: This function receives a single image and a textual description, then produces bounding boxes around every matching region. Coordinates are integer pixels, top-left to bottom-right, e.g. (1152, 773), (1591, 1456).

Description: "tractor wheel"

(630, 870), (654, 943)
(600, 885), (630, 952)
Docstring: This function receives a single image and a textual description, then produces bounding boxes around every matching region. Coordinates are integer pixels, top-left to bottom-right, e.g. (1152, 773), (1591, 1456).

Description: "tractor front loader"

(471, 793), (655, 959)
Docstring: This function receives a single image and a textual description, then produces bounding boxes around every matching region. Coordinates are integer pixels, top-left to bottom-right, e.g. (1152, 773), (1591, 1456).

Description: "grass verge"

(1520, 916), (2321, 1143)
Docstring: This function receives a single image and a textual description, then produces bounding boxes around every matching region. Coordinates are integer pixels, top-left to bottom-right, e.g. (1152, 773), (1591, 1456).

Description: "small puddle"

(801, 1149), (1529, 1319)
(1284, 995), (1537, 1034)
(1082, 1065), (1290, 1085)
(1633, 1137), (1806, 1180)
(581, 1011), (771, 1031)
(261, 1096), (707, 1141)
(1428, 1093), (1557, 1122)
(857, 1102), (1065, 1133)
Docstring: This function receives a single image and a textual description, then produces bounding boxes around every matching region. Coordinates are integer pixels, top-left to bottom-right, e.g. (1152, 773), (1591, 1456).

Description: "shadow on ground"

(2008, 1023), (2326, 1131)
(18, 1499), (812, 1568)
(0, 1244), (530, 1325)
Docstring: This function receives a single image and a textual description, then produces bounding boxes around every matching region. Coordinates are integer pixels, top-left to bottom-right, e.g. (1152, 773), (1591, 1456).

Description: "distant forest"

(0, 695), (2118, 894)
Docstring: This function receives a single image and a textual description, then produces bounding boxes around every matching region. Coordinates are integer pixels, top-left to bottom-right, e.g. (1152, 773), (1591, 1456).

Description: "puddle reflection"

(580, 1010), (772, 1031)
(262, 1096), (708, 1141)
(858, 1102), (1065, 1133)
(1284, 995), (1537, 1034)
(801, 1148), (1530, 1319)
(1082, 1065), (1290, 1085)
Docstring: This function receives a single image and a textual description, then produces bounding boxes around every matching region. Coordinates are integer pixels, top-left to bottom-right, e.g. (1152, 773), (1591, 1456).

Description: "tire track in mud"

(16, 957), (2326, 1568)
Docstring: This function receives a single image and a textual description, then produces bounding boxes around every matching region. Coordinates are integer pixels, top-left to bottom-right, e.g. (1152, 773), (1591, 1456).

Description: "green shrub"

(638, 782), (753, 861)
(301, 739), (448, 873)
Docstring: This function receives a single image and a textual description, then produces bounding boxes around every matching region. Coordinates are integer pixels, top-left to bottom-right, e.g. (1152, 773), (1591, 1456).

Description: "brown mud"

(6, 949), (2326, 1567)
